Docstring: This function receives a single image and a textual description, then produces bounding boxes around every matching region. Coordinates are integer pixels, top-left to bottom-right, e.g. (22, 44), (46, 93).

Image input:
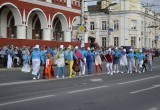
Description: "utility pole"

(81, 0), (85, 45)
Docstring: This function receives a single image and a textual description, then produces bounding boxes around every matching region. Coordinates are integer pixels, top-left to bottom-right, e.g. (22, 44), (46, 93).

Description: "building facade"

(87, 0), (160, 48)
(0, 0), (82, 45)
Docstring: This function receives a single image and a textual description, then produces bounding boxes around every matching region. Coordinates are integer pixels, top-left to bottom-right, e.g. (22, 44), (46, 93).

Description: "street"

(0, 58), (160, 110)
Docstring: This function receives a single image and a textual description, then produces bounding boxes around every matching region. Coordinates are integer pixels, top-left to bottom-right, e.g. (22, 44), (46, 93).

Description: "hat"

(123, 49), (126, 52)
(139, 49), (142, 53)
(87, 47), (90, 50)
(81, 44), (85, 48)
(34, 45), (39, 49)
(75, 46), (79, 49)
(115, 47), (118, 50)
(60, 45), (64, 49)
(129, 49), (133, 51)
(68, 45), (72, 49)
(108, 48), (111, 52)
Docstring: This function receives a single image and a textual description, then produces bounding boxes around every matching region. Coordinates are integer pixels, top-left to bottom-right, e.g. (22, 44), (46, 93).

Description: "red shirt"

(105, 54), (113, 63)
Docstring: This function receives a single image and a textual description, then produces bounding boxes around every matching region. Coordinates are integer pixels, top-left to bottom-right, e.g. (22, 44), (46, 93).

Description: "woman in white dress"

(120, 49), (128, 73)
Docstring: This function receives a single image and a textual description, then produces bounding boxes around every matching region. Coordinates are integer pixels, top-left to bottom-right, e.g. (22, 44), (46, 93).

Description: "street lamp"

(103, 2), (117, 47)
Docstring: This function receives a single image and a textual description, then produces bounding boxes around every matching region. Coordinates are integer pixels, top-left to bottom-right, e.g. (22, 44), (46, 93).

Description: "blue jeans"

(86, 60), (92, 74)
(56, 67), (64, 76)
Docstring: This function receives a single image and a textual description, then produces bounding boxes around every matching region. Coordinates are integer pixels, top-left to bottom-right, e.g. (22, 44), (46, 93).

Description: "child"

(45, 53), (53, 79)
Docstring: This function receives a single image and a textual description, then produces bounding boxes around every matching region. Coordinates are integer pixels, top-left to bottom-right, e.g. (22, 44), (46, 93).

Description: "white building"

(86, 0), (160, 48)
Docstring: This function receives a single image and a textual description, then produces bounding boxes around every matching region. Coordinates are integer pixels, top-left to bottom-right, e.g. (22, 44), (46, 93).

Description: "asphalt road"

(0, 58), (160, 110)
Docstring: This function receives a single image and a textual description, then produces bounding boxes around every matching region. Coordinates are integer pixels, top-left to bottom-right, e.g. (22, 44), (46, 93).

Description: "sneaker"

(127, 71), (129, 74)
(37, 74), (40, 80)
(56, 76), (59, 78)
(143, 69), (145, 73)
(113, 71), (115, 73)
(62, 75), (64, 78)
(110, 72), (113, 75)
(116, 71), (119, 73)
(33, 77), (36, 80)
(121, 72), (124, 74)
(68, 76), (72, 78)
(138, 71), (141, 73)
(107, 72), (110, 75)
(130, 72), (132, 74)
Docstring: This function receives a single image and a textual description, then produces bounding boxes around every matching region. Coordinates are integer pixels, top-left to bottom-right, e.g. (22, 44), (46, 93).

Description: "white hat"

(87, 47), (90, 50)
(129, 49), (133, 51)
(115, 47), (118, 50)
(81, 44), (85, 48)
(123, 49), (126, 52)
(139, 49), (142, 53)
(108, 48), (111, 52)
(60, 45), (64, 49)
(34, 45), (39, 48)
(75, 46), (79, 49)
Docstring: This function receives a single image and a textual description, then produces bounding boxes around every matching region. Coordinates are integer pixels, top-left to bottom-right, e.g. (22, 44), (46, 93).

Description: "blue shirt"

(127, 52), (135, 60)
(136, 53), (145, 61)
(30, 49), (44, 64)
(65, 50), (77, 61)
(80, 49), (87, 59)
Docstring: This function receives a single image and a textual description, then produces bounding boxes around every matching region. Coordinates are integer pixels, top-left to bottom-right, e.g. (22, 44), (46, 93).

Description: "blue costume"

(86, 50), (94, 74)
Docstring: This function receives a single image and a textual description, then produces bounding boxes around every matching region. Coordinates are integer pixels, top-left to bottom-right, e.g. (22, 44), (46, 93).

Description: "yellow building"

(87, 0), (160, 48)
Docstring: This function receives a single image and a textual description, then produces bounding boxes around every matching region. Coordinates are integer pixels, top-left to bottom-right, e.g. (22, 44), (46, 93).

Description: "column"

(16, 25), (26, 39)
(64, 31), (71, 42)
(42, 28), (51, 40)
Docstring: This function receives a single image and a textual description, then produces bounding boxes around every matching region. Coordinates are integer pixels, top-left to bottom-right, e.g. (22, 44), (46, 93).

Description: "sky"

(87, 0), (160, 12)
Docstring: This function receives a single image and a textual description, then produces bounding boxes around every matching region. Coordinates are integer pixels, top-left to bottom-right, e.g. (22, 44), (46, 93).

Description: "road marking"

(67, 85), (109, 94)
(0, 94), (56, 106)
(130, 84), (160, 94)
(0, 80), (47, 87)
(90, 78), (103, 82)
(117, 75), (160, 85)
(149, 107), (159, 110)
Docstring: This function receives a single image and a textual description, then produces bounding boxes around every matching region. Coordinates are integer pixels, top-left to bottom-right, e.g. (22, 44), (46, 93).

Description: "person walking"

(120, 49), (128, 74)
(7, 46), (13, 69)
(127, 49), (137, 74)
(113, 47), (121, 73)
(55, 45), (65, 78)
(105, 48), (114, 75)
(136, 49), (145, 73)
(86, 47), (94, 74)
(80, 44), (87, 75)
(65, 45), (77, 78)
(30, 45), (44, 80)
(93, 47), (104, 74)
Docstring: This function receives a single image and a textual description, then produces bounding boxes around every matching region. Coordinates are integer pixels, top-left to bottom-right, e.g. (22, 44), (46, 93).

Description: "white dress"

(95, 51), (102, 65)
(55, 53), (65, 67)
(120, 54), (128, 66)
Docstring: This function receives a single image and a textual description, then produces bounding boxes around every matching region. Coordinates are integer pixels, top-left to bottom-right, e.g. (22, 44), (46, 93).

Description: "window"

(131, 36), (136, 47)
(114, 37), (119, 47)
(114, 20), (119, 30)
(102, 37), (106, 47)
(131, 20), (137, 30)
(102, 21), (106, 30)
(90, 22), (95, 30)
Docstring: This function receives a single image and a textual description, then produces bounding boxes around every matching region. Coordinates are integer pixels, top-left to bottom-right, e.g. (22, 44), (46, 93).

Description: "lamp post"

(103, 2), (117, 47)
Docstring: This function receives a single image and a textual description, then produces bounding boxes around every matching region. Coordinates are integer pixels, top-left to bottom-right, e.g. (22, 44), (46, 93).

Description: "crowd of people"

(0, 44), (156, 80)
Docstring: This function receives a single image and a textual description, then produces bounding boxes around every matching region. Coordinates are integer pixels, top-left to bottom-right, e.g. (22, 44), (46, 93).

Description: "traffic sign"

(78, 25), (85, 33)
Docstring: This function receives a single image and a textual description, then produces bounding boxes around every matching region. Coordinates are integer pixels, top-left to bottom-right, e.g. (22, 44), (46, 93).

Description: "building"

(87, 0), (160, 48)
(0, 0), (84, 47)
